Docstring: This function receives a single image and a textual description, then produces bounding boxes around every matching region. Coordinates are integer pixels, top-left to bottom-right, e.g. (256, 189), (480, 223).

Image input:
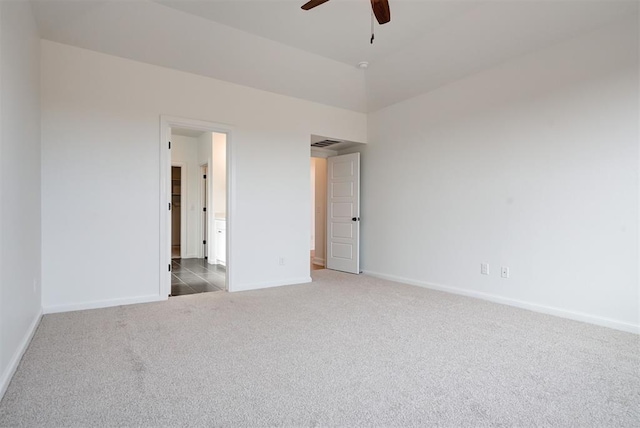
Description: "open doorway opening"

(167, 127), (228, 296)
(171, 166), (183, 259)
(310, 157), (327, 271)
(310, 135), (365, 275)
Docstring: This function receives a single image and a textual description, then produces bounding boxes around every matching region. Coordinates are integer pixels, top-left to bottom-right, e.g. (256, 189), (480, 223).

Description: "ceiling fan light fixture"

(357, 61), (369, 69)
(301, 0), (391, 25)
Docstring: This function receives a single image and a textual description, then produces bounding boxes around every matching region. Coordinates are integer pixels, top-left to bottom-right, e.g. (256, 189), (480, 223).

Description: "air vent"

(311, 139), (342, 148)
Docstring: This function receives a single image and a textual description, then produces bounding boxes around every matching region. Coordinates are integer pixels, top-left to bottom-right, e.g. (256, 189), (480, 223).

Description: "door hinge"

(203, 240), (206, 245)
(168, 202), (171, 210)
(168, 264), (171, 272)
(168, 141), (171, 149)
(203, 174), (206, 179)
(203, 207), (206, 212)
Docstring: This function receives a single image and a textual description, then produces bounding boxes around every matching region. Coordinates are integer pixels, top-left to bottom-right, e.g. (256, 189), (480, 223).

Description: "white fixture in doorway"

(160, 116), (234, 297)
(215, 219), (227, 266)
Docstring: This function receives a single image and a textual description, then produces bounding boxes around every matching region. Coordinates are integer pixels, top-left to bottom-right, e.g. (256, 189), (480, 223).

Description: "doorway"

(171, 166), (182, 259)
(160, 116), (232, 297)
(310, 136), (364, 275)
(310, 157), (327, 271)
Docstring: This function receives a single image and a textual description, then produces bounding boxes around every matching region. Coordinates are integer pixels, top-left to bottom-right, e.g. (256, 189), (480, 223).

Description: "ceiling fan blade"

(301, 0), (330, 11)
(370, 0), (391, 24)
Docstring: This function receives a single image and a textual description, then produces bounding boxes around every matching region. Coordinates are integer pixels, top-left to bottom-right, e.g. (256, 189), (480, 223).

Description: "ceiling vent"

(311, 139), (342, 148)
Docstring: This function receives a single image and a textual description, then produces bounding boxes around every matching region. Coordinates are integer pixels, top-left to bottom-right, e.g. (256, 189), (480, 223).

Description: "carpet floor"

(1, 270), (638, 427)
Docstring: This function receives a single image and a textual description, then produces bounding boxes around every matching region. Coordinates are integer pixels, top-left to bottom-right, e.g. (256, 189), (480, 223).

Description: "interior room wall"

(362, 18), (639, 332)
(312, 157), (327, 266)
(0, 0), (42, 396)
(40, 40), (366, 310)
(212, 132), (227, 216)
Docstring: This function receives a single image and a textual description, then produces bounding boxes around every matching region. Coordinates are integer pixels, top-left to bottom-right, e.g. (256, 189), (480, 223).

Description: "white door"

(326, 153), (360, 274)
(201, 165), (208, 260)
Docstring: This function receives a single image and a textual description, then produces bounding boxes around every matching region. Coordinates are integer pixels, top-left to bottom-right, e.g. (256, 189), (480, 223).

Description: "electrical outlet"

(481, 263), (489, 275)
(501, 267), (510, 279)
(279, 257), (285, 266)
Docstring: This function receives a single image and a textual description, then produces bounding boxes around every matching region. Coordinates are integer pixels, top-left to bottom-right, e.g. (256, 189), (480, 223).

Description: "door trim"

(160, 115), (235, 297)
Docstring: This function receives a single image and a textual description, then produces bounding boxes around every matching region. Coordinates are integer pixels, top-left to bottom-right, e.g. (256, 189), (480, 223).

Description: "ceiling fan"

(301, 0), (391, 25)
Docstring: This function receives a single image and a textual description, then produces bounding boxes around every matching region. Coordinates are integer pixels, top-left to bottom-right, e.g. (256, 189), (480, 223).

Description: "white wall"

(212, 132), (227, 217)
(41, 41), (367, 310)
(0, 1), (42, 396)
(363, 19), (639, 332)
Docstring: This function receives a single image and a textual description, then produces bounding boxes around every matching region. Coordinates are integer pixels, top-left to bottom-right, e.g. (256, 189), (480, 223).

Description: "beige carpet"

(1, 269), (638, 427)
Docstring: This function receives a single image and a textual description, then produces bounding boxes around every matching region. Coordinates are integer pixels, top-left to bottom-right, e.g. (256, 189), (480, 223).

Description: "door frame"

(160, 115), (235, 297)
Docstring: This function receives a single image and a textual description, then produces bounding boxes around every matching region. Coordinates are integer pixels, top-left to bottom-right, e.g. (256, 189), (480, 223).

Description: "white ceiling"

(32, 0), (637, 112)
(153, 0), (479, 66)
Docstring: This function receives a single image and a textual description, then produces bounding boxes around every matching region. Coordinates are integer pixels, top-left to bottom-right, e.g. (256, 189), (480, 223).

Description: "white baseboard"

(363, 270), (639, 334)
(43, 294), (166, 314)
(232, 277), (312, 293)
(0, 308), (42, 400)
(312, 257), (325, 266)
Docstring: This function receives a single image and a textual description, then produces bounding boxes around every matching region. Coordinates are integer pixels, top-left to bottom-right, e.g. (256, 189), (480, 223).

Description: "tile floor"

(171, 258), (226, 296)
